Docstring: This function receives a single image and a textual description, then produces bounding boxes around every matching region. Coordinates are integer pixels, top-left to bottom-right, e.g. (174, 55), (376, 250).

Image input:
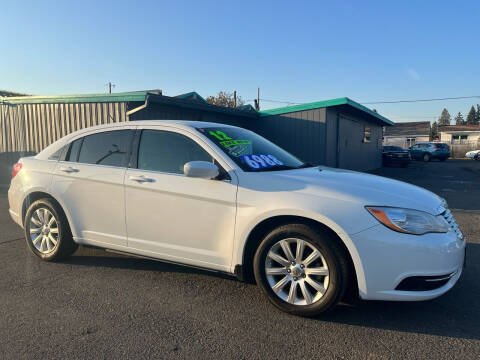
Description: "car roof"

(57, 120), (236, 139)
(88, 120), (236, 132)
(36, 120), (239, 160)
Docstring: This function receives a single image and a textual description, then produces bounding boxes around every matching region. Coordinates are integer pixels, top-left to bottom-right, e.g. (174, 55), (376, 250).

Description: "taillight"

(11, 163), (23, 178)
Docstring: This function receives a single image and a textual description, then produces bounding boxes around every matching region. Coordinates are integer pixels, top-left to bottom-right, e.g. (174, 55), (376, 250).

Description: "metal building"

(256, 98), (393, 171)
(0, 91), (392, 186)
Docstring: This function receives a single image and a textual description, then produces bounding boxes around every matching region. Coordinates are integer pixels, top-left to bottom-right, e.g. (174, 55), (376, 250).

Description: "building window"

(452, 134), (468, 144)
(363, 126), (371, 143)
(406, 138), (416, 147)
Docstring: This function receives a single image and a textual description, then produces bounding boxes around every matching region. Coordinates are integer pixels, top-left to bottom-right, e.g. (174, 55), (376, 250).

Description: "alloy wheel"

(29, 208), (59, 254)
(265, 238), (330, 306)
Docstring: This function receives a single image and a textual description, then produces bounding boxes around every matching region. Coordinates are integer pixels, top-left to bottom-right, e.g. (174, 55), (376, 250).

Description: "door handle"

(59, 166), (79, 173)
(129, 175), (155, 183)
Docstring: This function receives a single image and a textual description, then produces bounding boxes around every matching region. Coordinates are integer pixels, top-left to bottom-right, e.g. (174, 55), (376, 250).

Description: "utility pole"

(254, 87), (260, 111)
(233, 90), (237, 108)
(106, 82), (115, 94)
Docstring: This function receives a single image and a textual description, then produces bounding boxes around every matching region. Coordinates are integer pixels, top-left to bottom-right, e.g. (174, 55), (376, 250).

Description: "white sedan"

(8, 120), (466, 316)
(466, 150), (480, 160)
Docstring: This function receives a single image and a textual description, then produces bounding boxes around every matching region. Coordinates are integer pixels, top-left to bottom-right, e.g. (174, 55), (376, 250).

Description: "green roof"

(0, 91), (148, 104)
(260, 97), (394, 126)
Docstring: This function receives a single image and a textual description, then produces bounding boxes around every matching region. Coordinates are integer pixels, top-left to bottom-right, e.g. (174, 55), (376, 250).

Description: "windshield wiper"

(296, 162), (315, 169)
(255, 165), (298, 172)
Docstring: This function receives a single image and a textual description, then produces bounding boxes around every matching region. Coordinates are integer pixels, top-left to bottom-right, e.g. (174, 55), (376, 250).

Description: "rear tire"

(253, 223), (350, 317)
(423, 153), (431, 162)
(475, 154), (479, 161)
(24, 199), (78, 261)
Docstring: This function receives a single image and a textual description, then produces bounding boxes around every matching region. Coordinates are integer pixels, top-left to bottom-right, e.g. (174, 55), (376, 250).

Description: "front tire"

(24, 199), (78, 261)
(253, 224), (349, 317)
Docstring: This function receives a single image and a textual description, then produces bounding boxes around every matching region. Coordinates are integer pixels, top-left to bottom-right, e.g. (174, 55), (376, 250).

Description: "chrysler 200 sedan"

(8, 121), (465, 316)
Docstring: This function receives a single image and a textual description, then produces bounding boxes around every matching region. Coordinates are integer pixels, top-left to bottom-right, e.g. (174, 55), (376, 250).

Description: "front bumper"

(351, 224), (465, 301)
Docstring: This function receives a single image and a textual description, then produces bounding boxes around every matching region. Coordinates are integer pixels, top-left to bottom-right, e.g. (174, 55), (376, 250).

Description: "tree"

(466, 106), (477, 125)
(476, 104), (480, 124)
(206, 91), (245, 108)
(438, 108), (451, 126)
(454, 112), (464, 125)
(430, 121), (438, 140)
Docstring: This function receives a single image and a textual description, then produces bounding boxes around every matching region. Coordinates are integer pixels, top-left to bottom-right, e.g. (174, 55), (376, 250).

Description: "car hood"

(249, 166), (444, 215)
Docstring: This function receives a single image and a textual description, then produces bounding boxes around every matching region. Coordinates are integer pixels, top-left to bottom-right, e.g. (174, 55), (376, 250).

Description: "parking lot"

(0, 159), (479, 359)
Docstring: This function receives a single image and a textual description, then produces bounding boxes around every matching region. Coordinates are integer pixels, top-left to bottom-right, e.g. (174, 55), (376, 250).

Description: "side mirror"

(184, 161), (219, 179)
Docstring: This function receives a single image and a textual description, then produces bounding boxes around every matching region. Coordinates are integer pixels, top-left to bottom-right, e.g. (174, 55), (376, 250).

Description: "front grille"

(442, 209), (464, 240)
(395, 273), (455, 291)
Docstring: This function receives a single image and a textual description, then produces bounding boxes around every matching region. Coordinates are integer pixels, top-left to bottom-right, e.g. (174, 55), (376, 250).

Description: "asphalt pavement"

(0, 159), (479, 359)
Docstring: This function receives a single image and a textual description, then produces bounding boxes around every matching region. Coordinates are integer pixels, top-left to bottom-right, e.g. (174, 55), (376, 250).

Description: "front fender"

(232, 208), (368, 298)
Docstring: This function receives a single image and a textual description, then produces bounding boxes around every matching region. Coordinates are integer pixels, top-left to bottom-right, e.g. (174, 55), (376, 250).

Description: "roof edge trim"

(260, 97), (394, 126)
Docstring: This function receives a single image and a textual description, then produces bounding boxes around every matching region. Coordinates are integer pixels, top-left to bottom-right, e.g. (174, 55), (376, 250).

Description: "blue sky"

(1, 0), (479, 123)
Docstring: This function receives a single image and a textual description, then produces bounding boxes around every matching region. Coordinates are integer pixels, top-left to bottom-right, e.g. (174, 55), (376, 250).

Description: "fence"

(383, 138), (479, 158)
(0, 101), (128, 189)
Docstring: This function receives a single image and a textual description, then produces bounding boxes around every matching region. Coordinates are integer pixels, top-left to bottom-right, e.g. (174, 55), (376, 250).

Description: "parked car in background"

(382, 146), (410, 167)
(8, 121), (465, 316)
(409, 142), (450, 162)
(465, 150), (480, 160)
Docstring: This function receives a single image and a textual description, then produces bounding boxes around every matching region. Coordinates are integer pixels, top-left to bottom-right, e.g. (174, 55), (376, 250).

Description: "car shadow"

(64, 243), (480, 341)
(321, 242), (479, 341)
(63, 245), (236, 281)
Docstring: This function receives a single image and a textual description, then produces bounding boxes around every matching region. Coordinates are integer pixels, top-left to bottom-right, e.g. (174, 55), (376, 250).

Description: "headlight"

(365, 206), (450, 235)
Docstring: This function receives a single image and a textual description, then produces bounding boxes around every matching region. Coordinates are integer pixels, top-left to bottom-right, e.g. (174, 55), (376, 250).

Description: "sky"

(1, 0), (479, 123)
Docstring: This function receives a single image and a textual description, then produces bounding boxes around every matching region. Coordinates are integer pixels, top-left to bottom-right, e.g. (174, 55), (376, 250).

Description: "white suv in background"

(8, 120), (466, 316)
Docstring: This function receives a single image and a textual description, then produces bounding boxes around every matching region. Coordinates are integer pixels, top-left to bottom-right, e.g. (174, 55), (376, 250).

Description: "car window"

(48, 144), (68, 161)
(137, 130), (213, 174)
(76, 130), (132, 167)
(66, 138), (84, 162)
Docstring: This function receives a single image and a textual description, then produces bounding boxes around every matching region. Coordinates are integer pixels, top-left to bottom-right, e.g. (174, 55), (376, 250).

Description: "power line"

(247, 95), (480, 106)
(362, 95), (480, 104)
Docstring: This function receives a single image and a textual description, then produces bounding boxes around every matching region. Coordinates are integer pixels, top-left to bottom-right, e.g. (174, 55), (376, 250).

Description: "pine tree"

(430, 121), (438, 140)
(454, 112), (464, 125)
(475, 104), (480, 125)
(438, 108), (451, 125)
(466, 106), (477, 125)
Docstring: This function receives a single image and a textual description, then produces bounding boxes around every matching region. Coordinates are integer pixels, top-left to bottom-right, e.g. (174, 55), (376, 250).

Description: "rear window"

(436, 143), (449, 149)
(384, 146), (403, 151)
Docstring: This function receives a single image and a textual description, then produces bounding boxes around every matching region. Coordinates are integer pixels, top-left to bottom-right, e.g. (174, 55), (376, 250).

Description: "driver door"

(124, 126), (238, 272)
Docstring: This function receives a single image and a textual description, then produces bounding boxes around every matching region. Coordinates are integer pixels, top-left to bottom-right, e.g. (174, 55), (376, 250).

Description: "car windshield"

(196, 126), (309, 172)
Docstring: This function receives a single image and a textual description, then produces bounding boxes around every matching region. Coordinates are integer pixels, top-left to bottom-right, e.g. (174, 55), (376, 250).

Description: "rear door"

(51, 128), (134, 246)
(124, 125), (238, 271)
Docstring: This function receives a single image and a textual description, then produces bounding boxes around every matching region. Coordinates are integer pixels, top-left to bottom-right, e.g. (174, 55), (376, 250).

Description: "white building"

(383, 121), (430, 148)
(438, 125), (480, 144)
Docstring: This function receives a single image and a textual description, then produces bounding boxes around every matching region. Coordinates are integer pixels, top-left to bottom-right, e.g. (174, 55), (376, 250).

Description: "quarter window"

(48, 145), (68, 161)
(137, 130), (213, 174)
(76, 130), (132, 167)
(66, 138), (84, 162)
